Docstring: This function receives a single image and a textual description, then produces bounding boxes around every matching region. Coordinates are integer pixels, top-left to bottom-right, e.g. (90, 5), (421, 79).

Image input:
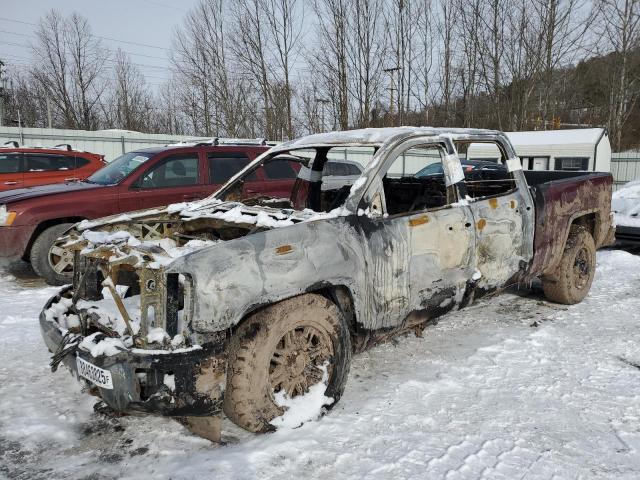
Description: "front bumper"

(39, 287), (227, 417)
(0, 224), (35, 262)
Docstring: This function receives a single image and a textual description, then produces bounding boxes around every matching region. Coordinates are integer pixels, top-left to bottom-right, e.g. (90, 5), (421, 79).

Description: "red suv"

(0, 143), (105, 191)
(0, 141), (299, 285)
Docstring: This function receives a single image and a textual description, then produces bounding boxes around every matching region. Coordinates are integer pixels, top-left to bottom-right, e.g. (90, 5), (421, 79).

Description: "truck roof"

(275, 127), (504, 152)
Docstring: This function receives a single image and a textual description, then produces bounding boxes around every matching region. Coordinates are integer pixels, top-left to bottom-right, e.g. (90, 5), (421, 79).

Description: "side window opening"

(74, 156), (91, 169)
(288, 147), (373, 213)
(24, 153), (76, 172)
(137, 155), (199, 189)
(383, 144), (450, 215)
(208, 152), (252, 184)
(0, 153), (23, 174)
(456, 141), (517, 199)
(263, 159), (296, 179)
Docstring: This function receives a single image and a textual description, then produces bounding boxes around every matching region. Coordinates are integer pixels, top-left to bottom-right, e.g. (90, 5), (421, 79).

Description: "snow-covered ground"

(1, 250), (640, 480)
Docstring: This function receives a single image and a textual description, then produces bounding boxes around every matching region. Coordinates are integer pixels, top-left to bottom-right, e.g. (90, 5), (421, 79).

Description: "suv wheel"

(223, 293), (352, 433)
(30, 223), (74, 286)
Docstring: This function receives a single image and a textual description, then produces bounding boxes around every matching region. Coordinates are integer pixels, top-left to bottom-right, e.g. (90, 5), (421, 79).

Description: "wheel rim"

(572, 246), (592, 290)
(269, 325), (333, 398)
(48, 244), (74, 276)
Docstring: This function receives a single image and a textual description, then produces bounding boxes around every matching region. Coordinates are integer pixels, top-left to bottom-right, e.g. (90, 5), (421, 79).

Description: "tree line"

(2, 0), (639, 150)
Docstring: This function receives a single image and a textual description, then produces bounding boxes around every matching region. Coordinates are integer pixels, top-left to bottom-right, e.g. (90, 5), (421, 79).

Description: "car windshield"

(86, 152), (153, 185)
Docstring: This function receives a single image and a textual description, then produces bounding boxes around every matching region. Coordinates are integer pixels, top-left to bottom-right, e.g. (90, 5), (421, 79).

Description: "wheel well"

(22, 217), (85, 261)
(570, 213), (596, 238)
(230, 285), (359, 341)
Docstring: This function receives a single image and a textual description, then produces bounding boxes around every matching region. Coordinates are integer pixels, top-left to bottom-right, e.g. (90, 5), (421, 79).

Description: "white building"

(467, 128), (611, 172)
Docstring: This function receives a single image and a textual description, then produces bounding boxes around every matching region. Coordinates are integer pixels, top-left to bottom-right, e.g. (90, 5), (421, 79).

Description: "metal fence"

(611, 152), (640, 190)
(2, 125), (639, 190)
(0, 126), (207, 161)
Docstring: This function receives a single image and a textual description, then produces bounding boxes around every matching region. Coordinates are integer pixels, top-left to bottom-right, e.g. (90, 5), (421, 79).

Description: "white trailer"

(467, 128), (611, 172)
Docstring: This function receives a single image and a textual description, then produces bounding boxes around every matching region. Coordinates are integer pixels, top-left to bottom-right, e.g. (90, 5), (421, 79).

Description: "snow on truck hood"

(71, 198), (349, 267)
(612, 180), (640, 228)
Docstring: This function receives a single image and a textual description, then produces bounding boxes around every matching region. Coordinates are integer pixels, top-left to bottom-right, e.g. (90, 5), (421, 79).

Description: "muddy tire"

(30, 223), (74, 286)
(223, 293), (351, 433)
(542, 226), (596, 305)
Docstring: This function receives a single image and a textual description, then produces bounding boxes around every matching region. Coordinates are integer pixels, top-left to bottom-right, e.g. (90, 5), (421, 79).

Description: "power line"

(0, 29), (31, 38)
(140, 0), (187, 12)
(0, 28), (170, 61)
(0, 39), (174, 72)
(2, 58), (173, 86)
(0, 16), (170, 51)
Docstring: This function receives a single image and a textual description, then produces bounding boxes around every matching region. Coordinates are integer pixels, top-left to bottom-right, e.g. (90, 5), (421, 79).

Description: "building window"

(521, 156), (550, 170)
(555, 157), (589, 171)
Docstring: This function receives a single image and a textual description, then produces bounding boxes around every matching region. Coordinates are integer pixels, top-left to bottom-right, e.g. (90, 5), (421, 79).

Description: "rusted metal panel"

(526, 172), (614, 279)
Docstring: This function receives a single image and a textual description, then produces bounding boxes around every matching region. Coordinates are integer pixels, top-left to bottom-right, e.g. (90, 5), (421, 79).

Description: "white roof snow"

(506, 128), (606, 147)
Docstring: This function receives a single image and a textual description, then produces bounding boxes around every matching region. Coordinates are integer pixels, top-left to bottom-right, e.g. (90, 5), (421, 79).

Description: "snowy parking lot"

(1, 249), (640, 479)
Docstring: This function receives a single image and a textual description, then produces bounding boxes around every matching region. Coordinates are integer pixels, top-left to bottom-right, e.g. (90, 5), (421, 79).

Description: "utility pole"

(0, 60), (7, 127)
(315, 98), (330, 133)
(383, 66), (400, 126)
(46, 96), (52, 129)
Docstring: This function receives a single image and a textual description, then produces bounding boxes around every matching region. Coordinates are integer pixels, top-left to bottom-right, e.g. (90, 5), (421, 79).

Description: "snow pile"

(76, 287), (142, 337)
(146, 327), (169, 345)
(270, 365), (334, 430)
(78, 332), (129, 357)
(612, 180), (640, 227)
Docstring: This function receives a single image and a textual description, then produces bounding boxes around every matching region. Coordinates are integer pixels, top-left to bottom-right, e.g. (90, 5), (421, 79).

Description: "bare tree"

(438, 0), (457, 125)
(172, 0), (263, 137)
(476, 0), (507, 128)
(312, 0), (350, 130)
(411, 0), (436, 125)
(232, 0), (275, 138)
(31, 10), (109, 129)
(454, 0), (482, 126)
(347, 0), (386, 127)
(4, 70), (48, 128)
(108, 49), (154, 131)
(599, 0), (640, 149)
(261, 0), (303, 139)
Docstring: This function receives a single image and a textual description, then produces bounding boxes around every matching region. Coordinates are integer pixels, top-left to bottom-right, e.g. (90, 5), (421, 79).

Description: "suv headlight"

(0, 205), (17, 226)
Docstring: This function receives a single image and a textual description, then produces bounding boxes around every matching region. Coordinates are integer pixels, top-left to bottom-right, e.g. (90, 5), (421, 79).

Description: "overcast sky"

(1, 0), (203, 89)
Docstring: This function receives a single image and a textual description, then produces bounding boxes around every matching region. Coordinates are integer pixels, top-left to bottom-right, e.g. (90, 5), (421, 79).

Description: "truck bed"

(523, 170), (614, 279)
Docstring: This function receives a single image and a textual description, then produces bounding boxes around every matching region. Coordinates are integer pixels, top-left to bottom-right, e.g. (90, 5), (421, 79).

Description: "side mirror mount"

(369, 192), (384, 217)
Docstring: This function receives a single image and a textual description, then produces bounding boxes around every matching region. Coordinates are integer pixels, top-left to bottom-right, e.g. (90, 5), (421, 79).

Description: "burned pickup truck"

(40, 127), (614, 440)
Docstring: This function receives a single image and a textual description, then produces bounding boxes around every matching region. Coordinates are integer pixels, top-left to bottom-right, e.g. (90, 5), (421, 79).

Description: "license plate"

(76, 356), (113, 389)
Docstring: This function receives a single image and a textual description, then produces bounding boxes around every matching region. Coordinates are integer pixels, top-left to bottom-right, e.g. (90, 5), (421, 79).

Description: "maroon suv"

(0, 142), (299, 285)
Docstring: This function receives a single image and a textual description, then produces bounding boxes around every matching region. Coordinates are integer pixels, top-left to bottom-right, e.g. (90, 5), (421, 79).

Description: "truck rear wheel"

(542, 226), (596, 305)
(30, 223), (74, 286)
(223, 293), (351, 433)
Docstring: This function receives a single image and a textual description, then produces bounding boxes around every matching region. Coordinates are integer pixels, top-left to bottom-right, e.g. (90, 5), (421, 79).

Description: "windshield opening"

(87, 152), (153, 185)
(215, 146), (373, 213)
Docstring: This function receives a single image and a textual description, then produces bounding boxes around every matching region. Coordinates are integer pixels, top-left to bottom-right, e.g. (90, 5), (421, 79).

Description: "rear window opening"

(456, 141), (517, 199)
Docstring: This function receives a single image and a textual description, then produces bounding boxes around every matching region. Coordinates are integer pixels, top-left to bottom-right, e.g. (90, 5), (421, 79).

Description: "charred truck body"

(39, 128), (615, 438)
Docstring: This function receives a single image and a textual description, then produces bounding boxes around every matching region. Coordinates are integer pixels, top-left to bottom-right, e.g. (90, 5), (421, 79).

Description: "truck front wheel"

(542, 226), (596, 305)
(223, 293), (352, 433)
(30, 223), (74, 286)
